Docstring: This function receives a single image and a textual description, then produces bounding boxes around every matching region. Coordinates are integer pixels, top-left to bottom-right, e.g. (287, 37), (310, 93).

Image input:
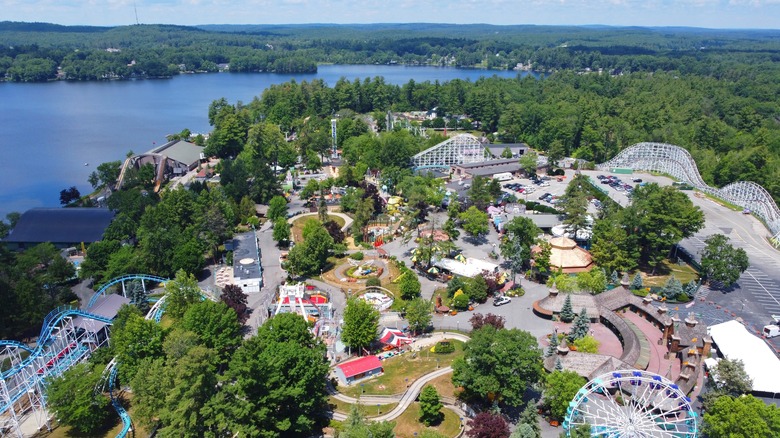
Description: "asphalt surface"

(579, 169), (780, 354)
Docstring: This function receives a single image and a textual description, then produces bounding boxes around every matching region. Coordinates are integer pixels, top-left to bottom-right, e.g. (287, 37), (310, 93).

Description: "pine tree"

(560, 294), (575, 323)
(631, 272), (643, 290)
(610, 270), (619, 285)
(554, 358), (563, 371)
(685, 280), (699, 296)
(661, 275), (684, 300)
(568, 308), (590, 342)
(128, 280), (150, 314)
(545, 331), (559, 357)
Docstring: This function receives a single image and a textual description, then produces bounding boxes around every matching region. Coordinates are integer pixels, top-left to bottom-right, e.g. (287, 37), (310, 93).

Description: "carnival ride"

(412, 133), (488, 170)
(563, 370), (698, 437)
(597, 142), (780, 246)
(1, 274), (173, 437)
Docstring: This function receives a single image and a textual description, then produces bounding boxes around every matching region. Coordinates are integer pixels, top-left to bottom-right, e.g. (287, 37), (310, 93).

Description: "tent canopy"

(379, 327), (413, 347)
(708, 320), (780, 394)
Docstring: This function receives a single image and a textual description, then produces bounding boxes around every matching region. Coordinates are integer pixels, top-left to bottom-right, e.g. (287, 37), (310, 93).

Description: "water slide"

(114, 156), (133, 191)
(153, 156), (167, 193)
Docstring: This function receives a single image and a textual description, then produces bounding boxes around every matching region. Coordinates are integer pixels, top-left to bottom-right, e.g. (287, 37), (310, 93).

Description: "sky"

(2, 0), (779, 29)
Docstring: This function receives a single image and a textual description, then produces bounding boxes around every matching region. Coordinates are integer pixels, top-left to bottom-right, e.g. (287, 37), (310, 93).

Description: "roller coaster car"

(742, 208), (751, 215)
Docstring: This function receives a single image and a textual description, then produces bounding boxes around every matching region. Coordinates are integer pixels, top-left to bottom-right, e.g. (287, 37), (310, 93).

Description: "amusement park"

(3, 131), (780, 437)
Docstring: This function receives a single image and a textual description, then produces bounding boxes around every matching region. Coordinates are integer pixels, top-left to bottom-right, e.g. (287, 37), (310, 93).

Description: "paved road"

(580, 169), (780, 353)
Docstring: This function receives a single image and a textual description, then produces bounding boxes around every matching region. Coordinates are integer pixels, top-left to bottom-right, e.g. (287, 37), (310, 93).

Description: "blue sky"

(2, 0), (779, 29)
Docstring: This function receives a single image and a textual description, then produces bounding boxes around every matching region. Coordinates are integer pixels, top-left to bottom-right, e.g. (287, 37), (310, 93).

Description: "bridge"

(412, 134), (489, 169)
(597, 142), (780, 246)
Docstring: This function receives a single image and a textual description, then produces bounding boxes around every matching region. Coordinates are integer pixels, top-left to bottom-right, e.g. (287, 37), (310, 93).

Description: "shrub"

(451, 293), (470, 310)
(432, 341), (455, 354)
(506, 287), (525, 297)
(366, 278), (381, 287)
(632, 288), (649, 297)
(676, 292), (691, 302)
(572, 335), (600, 353)
(350, 251), (364, 260)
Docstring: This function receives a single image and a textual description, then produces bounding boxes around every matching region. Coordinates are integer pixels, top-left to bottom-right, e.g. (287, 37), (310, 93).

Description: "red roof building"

(335, 356), (383, 384)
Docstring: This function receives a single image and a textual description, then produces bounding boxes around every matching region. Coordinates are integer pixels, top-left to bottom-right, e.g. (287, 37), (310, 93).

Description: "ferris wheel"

(563, 370), (698, 437)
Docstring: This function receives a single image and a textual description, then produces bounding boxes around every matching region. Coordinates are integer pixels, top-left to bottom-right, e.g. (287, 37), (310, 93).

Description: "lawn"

(425, 373), (459, 399)
(393, 402), (463, 438)
(328, 396), (398, 417)
(291, 214), (346, 243)
(641, 260), (699, 287)
(338, 340), (464, 398)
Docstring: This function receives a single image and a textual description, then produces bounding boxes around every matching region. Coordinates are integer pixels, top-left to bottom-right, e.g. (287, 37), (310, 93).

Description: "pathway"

(328, 332), (471, 424)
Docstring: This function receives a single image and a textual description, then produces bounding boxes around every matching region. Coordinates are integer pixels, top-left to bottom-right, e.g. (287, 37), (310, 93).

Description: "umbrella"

(428, 267), (440, 275)
(455, 254), (467, 263)
(411, 256), (418, 263)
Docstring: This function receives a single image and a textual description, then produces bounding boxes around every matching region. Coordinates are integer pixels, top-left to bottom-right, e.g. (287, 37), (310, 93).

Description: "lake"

(0, 65), (530, 217)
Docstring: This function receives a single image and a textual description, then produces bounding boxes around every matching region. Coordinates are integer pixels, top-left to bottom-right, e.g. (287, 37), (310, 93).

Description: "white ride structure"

(598, 142), (780, 246)
(563, 370), (698, 437)
(412, 134), (488, 169)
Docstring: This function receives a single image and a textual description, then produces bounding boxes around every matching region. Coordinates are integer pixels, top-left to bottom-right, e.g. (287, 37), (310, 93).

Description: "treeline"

(231, 68), (780, 200)
(2, 22), (780, 81)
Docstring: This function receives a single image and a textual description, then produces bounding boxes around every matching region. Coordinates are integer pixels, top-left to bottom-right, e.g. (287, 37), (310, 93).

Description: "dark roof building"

(3, 208), (115, 250)
(453, 158), (523, 178)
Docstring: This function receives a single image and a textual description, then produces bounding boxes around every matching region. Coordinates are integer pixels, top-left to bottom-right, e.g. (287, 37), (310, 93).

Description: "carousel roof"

(536, 236), (594, 273)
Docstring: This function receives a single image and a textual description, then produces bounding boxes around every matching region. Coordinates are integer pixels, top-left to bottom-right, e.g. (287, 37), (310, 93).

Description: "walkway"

(328, 332), (471, 423)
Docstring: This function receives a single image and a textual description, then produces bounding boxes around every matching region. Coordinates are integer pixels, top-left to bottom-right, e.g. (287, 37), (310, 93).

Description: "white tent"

(434, 257), (499, 278)
(708, 320), (780, 394)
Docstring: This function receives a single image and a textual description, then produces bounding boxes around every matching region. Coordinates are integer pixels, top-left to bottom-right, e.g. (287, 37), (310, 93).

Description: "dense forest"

(2, 21), (780, 81)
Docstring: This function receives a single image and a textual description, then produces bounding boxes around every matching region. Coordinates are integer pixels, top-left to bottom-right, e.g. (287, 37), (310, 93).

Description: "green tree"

(500, 217), (541, 283)
(286, 221), (334, 277)
(621, 184), (704, 272)
(660, 275), (684, 300)
(130, 357), (169, 428)
(399, 270), (422, 300)
(532, 240), (552, 278)
(703, 394), (780, 438)
(339, 404), (396, 438)
(500, 147), (513, 158)
(701, 358), (753, 410)
(164, 269), (202, 319)
(272, 216), (291, 244)
(459, 205), (489, 237)
(46, 363), (111, 434)
(575, 269), (607, 294)
(590, 217), (637, 274)
(342, 297), (380, 353)
(128, 280), (150, 314)
(568, 308), (590, 342)
(181, 300), (242, 366)
(112, 312), (165, 383)
(631, 272), (644, 290)
(572, 335), (600, 353)
(452, 326), (543, 407)
(267, 195), (288, 221)
(559, 293), (575, 323)
(519, 151), (538, 175)
(405, 297), (432, 335)
(207, 313), (330, 436)
(544, 370), (586, 420)
(442, 218), (460, 241)
(419, 385), (443, 426)
(466, 274), (489, 303)
(700, 234), (749, 288)
(467, 176), (492, 210)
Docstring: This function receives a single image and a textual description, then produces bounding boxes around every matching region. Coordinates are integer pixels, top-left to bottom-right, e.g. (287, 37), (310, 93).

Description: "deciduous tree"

(544, 371), (586, 420)
(452, 326), (543, 407)
(164, 269), (202, 319)
(272, 217), (291, 244)
(181, 300), (242, 366)
(700, 234), (749, 288)
(46, 363), (111, 434)
(220, 284), (248, 324)
(500, 217), (541, 283)
(342, 297), (380, 353)
(459, 206), (489, 237)
(466, 412), (510, 438)
(470, 313), (506, 331)
(703, 394), (780, 438)
(405, 297), (432, 335)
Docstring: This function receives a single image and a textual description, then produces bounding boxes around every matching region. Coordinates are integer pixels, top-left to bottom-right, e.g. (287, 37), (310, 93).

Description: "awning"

(379, 327), (413, 347)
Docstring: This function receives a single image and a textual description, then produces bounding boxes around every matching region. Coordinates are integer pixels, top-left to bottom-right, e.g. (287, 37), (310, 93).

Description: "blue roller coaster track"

(108, 361), (133, 437)
(87, 274), (169, 309)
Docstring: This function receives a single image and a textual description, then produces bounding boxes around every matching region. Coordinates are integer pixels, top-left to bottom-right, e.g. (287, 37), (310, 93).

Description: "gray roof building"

(232, 231), (263, 293)
(3, 208), (115, 249)
(145, 140), (205, 169)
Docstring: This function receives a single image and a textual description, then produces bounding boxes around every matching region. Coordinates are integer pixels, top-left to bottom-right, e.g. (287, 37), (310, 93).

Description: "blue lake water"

(0, 65), (529, 217)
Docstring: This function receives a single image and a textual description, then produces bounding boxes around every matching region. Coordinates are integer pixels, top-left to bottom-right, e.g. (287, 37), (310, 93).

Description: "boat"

(84, 162), (89, 166)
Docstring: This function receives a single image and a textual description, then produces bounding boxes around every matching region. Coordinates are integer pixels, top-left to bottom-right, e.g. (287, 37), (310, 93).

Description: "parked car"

(493, 296), (512, 306)
(539, 192), (552, 200)
(632, 178), (643, 183)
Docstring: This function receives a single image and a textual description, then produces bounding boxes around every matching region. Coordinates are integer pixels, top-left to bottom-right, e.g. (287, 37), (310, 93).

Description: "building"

(3, 208), (115, 250)
(453, 158), (523, 179)
(117, 140), (205, 191)
(230, 231), (263, 293)
(533, 236), (595, 273)
(708, 320), (780, 396)
(485, 143), (530, 158)
(334, 355), (383, 385)
(74, 293), (131, 345)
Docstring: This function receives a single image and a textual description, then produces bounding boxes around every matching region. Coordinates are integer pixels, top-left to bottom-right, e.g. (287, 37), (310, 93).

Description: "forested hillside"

(2, 22), (779, 81)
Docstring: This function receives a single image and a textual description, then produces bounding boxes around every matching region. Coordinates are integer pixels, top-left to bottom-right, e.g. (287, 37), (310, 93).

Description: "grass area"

(696, 191), (743, 212)
(291, 214), (346, 243)
(640, 260), (699, 287)
(425, 373), (458, 399)
(393, 402), (462, 438)
(328, 396), (398, 417)
(338, 340), (464, 398)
